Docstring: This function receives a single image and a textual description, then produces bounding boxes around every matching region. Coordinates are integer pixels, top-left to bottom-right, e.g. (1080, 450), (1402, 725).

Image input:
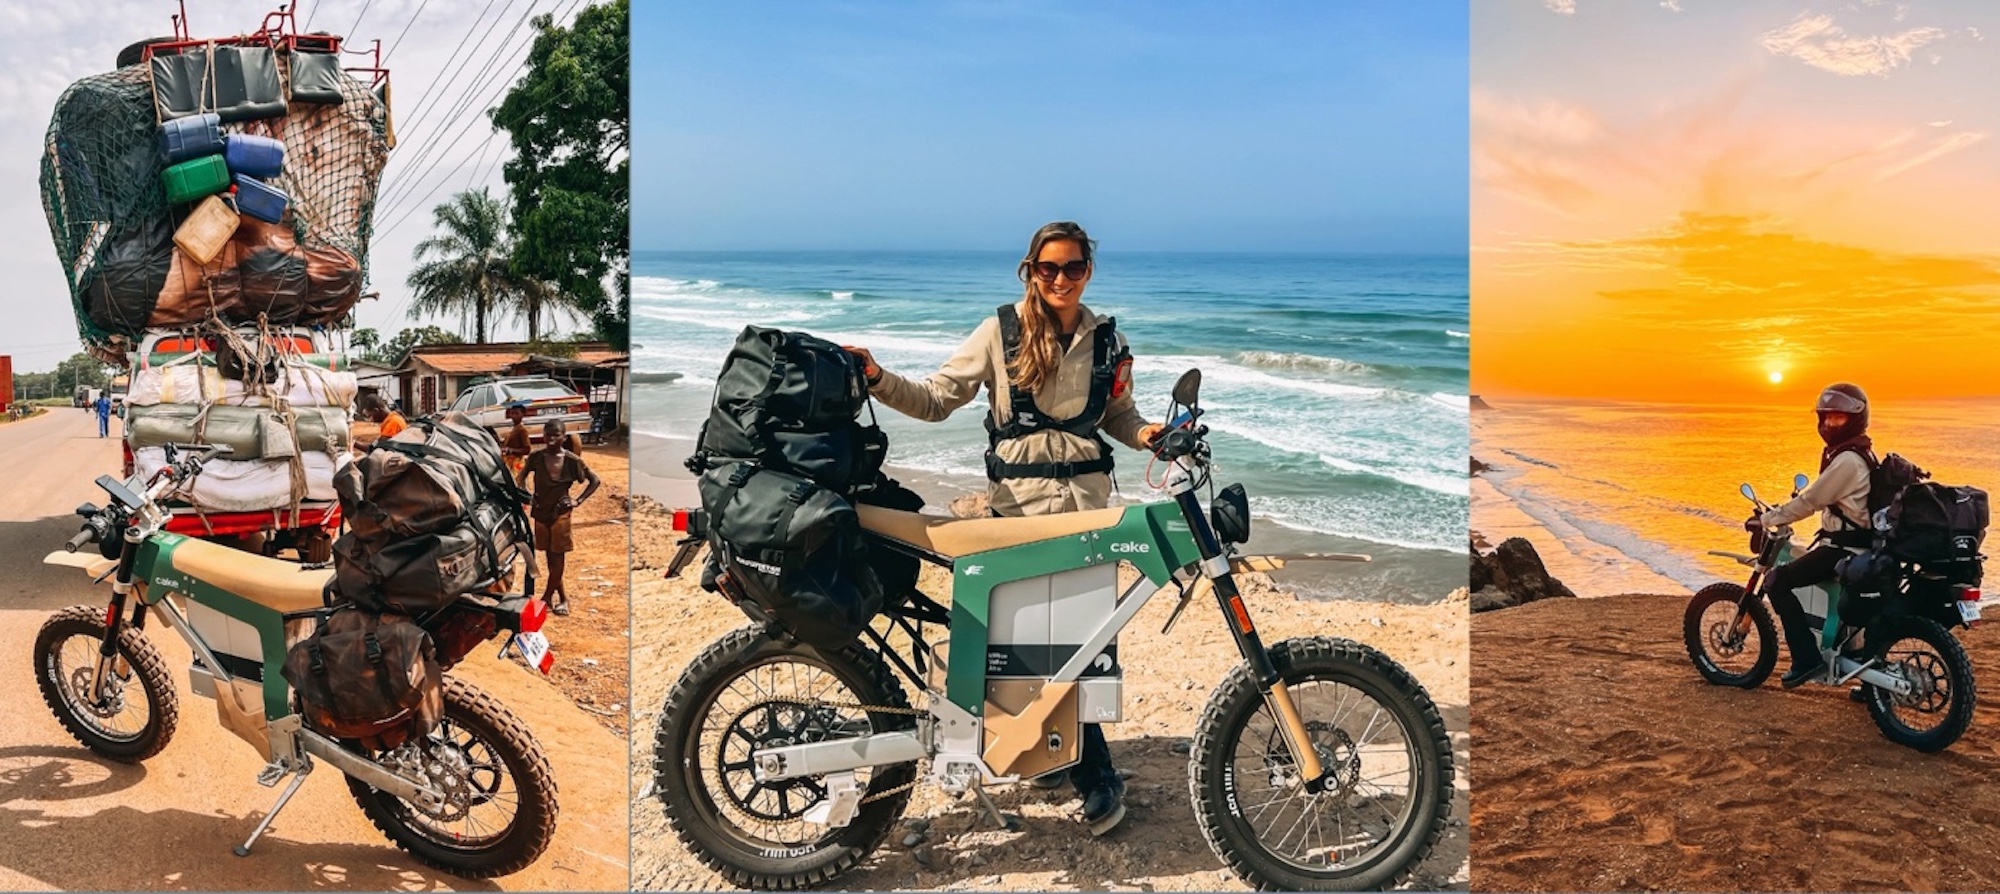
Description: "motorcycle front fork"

(1171, 489), (1330, 788)
(90, 528), (148, 705)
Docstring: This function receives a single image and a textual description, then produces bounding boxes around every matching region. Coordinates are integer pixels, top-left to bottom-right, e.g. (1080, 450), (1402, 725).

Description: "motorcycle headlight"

(1212, 483), (1251, 545)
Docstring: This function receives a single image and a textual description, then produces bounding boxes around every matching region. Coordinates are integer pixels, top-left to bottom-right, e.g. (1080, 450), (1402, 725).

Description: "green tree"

(492, 0), (629, 349)
(407, 188), (564, 343)
(363, 326), (464, 367)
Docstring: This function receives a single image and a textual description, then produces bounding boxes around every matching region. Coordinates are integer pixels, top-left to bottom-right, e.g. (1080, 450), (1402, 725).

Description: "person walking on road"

(94, 393), (112, 438)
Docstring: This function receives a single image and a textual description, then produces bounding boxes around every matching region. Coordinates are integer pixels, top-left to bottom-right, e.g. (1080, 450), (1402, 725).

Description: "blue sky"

(634, 2), (1468, 253)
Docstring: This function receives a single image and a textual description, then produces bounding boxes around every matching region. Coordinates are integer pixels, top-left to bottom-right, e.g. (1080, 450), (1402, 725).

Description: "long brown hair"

(1009, 221), (1096, 395)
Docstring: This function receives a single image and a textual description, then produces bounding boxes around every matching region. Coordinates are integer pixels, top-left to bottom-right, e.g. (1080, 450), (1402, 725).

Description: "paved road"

(0, 410), (629, 890)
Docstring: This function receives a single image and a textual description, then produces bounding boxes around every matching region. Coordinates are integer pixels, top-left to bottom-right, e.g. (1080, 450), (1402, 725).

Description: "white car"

(448, 377), (592, 444)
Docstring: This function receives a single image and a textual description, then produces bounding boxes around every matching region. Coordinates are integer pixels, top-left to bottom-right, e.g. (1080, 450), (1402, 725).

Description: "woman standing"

(847, 221), (1163, 835)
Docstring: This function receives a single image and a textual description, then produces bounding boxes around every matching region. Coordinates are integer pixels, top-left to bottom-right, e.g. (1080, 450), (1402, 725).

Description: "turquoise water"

(631, 251), (1469, 601)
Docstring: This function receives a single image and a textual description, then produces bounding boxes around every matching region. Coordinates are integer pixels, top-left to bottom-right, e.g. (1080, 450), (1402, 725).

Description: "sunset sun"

(1768, 370), (1783, 384)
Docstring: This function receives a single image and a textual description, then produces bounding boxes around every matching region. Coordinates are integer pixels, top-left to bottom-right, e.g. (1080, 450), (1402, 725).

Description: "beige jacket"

(870, 302), (1150, 517)
(1763, 449), (1872, 537)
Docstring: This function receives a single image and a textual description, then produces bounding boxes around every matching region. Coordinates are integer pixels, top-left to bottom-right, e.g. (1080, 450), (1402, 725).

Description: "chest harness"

(983, 303), (1130, 482)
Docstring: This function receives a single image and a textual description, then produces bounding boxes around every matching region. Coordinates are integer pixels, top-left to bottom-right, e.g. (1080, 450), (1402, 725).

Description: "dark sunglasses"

(1031, 260), (1090, 282)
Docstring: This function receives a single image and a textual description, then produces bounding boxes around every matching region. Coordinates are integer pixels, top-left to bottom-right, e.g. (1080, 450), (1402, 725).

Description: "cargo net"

(39, 49), (388, 355)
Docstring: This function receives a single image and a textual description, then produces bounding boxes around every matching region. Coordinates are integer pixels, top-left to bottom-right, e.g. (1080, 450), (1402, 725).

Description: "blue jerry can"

(224, 134), (285, 178)
(159, 113), (225, 164)
(232, 174), (289, 224)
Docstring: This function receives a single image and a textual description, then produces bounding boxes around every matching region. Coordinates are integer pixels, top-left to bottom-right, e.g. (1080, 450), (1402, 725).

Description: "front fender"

(42, 550), (116, 579)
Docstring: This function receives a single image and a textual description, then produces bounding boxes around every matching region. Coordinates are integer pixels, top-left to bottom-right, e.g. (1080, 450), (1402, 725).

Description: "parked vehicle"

(38, 444), (560, 874)
(655, 369), (1454, 891)
(448, 377), (591, 443)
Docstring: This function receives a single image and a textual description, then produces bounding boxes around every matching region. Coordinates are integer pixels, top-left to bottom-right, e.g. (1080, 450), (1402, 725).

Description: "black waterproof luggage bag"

(698, 461), (884, 651)
(692, 326), (887, 494)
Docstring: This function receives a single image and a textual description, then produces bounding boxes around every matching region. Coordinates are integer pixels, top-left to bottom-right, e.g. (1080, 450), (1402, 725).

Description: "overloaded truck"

(40, 6), (391, 561)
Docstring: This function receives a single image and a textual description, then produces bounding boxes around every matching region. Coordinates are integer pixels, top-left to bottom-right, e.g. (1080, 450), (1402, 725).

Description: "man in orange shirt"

(359, 393), (407, 439)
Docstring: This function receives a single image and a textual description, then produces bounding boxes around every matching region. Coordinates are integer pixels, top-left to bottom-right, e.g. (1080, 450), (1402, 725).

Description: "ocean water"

(1473, 397), (2000, 595)
(632, 251), (1469, 601)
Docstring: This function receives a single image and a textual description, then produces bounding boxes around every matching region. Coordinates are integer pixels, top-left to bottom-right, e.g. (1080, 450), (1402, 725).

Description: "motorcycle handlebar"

(65, 529), (95, 553)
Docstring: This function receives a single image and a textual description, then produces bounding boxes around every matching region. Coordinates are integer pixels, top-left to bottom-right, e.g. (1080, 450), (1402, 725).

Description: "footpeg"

(254, 762), (287, 787)
(800, 772), (863, 828)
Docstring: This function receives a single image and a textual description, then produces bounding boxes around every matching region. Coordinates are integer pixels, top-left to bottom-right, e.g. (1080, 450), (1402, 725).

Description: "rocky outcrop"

(1470, 394), (1495, 411)
(1472, 456), (1492, 476)
(1470, 536), (1576, 612)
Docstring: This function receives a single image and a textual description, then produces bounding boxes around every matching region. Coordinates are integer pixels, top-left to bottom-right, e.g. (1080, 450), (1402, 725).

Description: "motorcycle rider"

(1754, 382), (1875, 688)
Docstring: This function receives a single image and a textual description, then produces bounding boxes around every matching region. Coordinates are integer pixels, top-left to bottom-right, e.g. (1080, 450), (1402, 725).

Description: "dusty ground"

(1472, 594), (2000, 892)
(628, 497), (1469, 891)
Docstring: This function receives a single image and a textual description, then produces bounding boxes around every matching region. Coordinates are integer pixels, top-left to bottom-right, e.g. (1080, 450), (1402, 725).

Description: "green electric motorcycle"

(35, 444), (561, 876)
(655, 370), (1453, 891)
(1683, 473), (1979, 752)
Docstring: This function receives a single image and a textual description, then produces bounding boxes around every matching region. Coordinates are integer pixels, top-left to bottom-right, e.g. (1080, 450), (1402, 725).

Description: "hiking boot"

(1081, 777), (1126, 836)
(1782, 659), (1828, 689)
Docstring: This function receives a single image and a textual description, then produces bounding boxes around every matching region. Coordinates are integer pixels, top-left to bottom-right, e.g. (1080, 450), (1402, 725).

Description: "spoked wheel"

(347, 677), (559, 877)
(654, 626), (917, 890)
(1191, 636), (1452, 891)
(1861, 615), (1976, 753)
(1682, 583), (1778, 688)
(32, 605), (178, 762)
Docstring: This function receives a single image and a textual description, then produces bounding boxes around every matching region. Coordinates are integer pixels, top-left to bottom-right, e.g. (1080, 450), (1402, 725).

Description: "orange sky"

(1473, 1), (2000, 403)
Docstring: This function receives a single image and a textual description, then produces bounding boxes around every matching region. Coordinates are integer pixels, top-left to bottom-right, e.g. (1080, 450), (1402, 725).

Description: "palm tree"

(407, 188), (559, 343)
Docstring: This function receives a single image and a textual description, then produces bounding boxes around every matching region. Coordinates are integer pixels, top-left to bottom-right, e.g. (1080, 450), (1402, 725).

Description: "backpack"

(698, 461), (884, 651)
(1883, 482), (1989, 566)
(279, 607), (444, 750)
(1823, 447), (1927, 547)
(689, 326), (887, 495)
(330, 414), (535, 614)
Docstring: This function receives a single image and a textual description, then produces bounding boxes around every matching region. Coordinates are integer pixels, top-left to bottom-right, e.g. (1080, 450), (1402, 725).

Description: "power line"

(375, 0), (529, 203)
(373, 0), (546, 213)
(375, 43), (630, 325)
(377, 42), (626, 245)
(347, 0), (375, 38)
(379, 0), (431, 64)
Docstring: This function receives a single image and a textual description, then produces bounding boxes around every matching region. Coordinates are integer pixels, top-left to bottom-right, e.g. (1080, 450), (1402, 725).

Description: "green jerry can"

(162, 155), (231, 204)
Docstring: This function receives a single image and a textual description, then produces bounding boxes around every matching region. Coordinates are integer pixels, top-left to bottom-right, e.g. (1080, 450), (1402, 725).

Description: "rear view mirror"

(1172, 369), (1201, 406)
(1794, 473), (1810, 492)
(1739, 483), (1757, 502)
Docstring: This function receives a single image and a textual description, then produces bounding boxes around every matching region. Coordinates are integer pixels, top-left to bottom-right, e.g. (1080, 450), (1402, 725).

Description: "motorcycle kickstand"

(235, 763), (312, 857)
(970, 785), (1023, 832)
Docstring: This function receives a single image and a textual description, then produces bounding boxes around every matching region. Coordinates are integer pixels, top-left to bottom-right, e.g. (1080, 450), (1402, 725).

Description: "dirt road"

(1472, 595), (2000, 892)
(0, 410), (628, 891)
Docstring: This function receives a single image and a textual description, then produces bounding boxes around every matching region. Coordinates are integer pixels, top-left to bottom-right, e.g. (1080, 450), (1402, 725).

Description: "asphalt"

(0, 409), (629, 891)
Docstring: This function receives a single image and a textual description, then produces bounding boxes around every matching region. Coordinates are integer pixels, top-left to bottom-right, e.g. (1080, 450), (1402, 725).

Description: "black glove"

(1743, 514), (1762, 532)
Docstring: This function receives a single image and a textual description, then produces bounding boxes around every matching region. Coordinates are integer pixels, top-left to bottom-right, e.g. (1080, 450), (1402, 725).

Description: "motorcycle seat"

(166, 536), (332, 613)
(856, 505), (1128, 561)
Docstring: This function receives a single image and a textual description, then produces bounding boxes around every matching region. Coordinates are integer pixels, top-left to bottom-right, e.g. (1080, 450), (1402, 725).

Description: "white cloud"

(1545, 0), (1576, 15)
(1661, 0), (1683, 11)
(1759, 13), (1950, 77)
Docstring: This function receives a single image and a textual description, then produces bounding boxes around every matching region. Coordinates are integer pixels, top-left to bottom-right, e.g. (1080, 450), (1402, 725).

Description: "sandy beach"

(1471, 427), (2000, 891)
(1472, 594), (2000, 892)
(626, 494), (1470, 891)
